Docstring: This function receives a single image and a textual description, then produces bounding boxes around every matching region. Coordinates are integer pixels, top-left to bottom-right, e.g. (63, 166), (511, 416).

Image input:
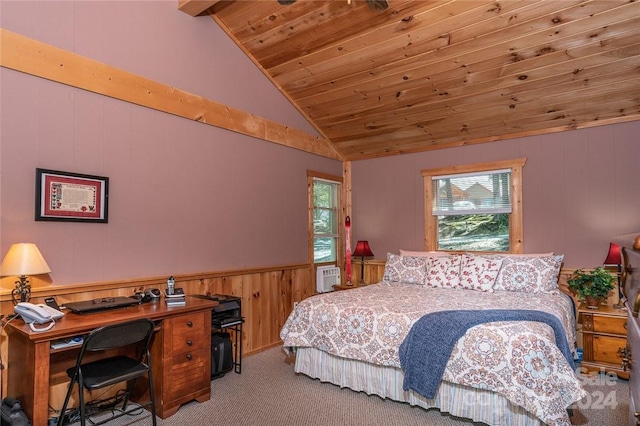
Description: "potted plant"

(567, 267), (616, 309)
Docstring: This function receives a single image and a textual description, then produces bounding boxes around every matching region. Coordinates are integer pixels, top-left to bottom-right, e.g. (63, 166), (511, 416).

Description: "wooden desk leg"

(7, 330), (51, 425)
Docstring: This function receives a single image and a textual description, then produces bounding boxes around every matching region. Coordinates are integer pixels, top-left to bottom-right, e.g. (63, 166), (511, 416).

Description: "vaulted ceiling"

(180, 0), (640, 161)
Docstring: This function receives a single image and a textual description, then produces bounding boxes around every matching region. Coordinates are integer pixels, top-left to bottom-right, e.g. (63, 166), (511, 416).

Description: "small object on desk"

(44, 296), (61, 311)
(50, 336), (83, 349)
(144, 288), (161, 302)
(64, 296), (139, 314)
(167, 275), (175, 295)
(164, 287), (185, 298)
(165, 296), (186, 306)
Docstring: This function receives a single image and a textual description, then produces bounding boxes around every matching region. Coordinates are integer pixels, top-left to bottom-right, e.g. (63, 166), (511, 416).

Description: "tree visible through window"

(308, 172), (342, 263)
(422, 159), (526, 253)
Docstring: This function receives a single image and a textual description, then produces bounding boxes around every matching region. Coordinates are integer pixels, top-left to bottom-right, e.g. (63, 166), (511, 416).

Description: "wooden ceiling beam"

(178, 0), (221, 17)
(0, 29), (342, 161)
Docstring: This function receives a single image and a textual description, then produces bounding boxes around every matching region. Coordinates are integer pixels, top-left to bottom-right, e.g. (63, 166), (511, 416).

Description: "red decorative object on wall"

(345, 216), (351, 284)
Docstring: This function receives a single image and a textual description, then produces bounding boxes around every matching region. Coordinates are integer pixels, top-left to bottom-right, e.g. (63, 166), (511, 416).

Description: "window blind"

(432, 169), (512, 215)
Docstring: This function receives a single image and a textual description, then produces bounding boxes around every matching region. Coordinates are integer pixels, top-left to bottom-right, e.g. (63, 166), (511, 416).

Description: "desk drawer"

(167, 347), (209, 400)
(593, 316), (627, 335)
(170, 312), (207, 354)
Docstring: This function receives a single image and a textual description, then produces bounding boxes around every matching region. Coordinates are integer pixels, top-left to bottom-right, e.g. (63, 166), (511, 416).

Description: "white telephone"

(15, 302), (64, 332)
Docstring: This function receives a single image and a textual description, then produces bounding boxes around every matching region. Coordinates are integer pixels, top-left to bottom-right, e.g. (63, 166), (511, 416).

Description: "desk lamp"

(0, 243), (51, 304)
(352, 240), (374, 284)
(603, 242), (624, 309)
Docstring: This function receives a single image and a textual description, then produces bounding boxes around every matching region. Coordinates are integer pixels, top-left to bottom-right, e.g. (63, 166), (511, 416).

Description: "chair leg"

(78, 372), (86, 426)
(147, 369), (157, 426)
(57, 376), (77, 426)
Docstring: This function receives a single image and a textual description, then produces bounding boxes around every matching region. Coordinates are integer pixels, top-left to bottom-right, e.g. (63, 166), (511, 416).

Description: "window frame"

(308, 171), (344, 265)
(421, 158), (526, 254)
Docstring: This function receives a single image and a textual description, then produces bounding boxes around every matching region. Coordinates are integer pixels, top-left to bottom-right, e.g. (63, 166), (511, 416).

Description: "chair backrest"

(81, 318), (155, 354)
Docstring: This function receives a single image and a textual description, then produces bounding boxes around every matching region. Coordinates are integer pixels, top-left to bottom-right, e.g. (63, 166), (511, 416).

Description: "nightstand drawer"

(593, 316), (627, 335)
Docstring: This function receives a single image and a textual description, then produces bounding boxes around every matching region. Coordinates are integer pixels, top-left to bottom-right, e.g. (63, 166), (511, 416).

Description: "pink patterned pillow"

(382, 253), (427, 284)
(425, 255), (462, 289)
(490, 254), (564, 293)
(459, 254), (503, 292)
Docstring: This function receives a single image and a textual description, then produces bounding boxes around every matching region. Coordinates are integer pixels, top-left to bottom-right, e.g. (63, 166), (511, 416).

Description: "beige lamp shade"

(0, 243), (51, 277)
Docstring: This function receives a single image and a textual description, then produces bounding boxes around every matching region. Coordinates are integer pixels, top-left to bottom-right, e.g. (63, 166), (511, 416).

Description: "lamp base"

(613, 301), (625, 309)
(11, 275), (31, 304)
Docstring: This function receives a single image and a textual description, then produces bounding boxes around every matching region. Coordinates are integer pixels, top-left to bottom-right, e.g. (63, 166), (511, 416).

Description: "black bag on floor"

(211, 331), (233, 379)
(1, 398), (31, 426)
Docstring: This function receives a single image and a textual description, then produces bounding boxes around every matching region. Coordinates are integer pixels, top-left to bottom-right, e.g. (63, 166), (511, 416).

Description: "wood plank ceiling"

(183, 0), (640, 161)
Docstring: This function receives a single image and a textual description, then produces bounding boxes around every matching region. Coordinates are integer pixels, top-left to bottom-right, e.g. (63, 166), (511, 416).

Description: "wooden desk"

(6, 296), (218, 424)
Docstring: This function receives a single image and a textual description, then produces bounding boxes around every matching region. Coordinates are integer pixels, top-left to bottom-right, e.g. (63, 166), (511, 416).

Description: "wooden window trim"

(421, 158), (527, 253)
(307, 171), (344, 266)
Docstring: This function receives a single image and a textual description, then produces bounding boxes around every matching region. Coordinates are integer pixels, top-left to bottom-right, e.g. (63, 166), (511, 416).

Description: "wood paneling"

(1, 257), (595, 399)
(0, 263), (314, 398)
(202, 0), (640, 160)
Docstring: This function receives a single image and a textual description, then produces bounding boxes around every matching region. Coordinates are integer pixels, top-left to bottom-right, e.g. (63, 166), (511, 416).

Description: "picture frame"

(35, 168), (109, 223)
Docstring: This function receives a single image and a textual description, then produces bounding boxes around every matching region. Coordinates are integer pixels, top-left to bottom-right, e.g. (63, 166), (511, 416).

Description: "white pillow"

(425, 255), (462, 289)
(459, 254), (503, 292)
(382, 253), (427, 285)
(489, 254), (564, 293)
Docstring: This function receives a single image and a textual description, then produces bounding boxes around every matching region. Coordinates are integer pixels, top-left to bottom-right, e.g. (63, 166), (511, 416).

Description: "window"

(308, 171), (343, 264)
(422, 159), (526, 253)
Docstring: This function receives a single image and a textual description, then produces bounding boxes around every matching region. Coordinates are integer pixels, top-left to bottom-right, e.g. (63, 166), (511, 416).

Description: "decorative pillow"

(458, 254), (503, 292)
(490, 254), (564, 293)
(382, 253), (427, 284)
(425, 255), (462, 289)
(399, 249), (450, 258)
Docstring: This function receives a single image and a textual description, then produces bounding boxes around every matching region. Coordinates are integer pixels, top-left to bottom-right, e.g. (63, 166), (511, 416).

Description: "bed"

(280, 252), (587, 426)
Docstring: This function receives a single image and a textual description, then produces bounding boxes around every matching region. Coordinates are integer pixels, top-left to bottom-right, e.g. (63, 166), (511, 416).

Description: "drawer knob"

(186, 353), (192, 360)
(187, 339), (193, 346)
(186, 321), (193, 327)
(625, 321), (628, 329)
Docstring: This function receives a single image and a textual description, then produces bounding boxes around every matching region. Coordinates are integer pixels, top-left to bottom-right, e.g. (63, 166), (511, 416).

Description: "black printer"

(193, 294), (243, 328)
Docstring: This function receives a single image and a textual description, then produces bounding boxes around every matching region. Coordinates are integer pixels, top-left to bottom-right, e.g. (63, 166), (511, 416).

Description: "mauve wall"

(351, 121), (640, 268)
(0, 1), (341, 286)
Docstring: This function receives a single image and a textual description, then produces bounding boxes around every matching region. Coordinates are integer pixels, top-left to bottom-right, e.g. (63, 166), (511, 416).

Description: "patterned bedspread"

(280, 281), (586, 426)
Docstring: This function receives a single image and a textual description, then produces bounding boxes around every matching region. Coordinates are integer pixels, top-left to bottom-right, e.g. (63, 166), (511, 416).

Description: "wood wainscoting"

(0, 263), (314, 398)
(0, 258), (594, 400)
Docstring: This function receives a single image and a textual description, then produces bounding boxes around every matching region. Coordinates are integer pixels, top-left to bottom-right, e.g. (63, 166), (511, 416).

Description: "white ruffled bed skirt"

(294, 347), (544, 426)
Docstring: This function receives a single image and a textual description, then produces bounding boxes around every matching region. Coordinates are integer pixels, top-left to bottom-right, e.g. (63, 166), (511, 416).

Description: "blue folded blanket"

(398, 309), (575, 399)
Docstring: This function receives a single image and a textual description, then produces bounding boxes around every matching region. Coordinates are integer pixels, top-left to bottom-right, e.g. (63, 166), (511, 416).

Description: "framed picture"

(35, 168), (109, 223)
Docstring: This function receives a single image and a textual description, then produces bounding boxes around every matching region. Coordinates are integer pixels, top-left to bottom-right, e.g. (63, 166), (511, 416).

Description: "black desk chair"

(57, 318), (157, 426)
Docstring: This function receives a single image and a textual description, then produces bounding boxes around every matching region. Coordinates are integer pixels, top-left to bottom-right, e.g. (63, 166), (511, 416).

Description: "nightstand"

(332, 283), (365, 291)
(578, 303), (629, 379)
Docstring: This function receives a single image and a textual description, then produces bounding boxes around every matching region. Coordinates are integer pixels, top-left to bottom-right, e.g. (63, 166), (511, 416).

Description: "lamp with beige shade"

(0, 243), (51, 304)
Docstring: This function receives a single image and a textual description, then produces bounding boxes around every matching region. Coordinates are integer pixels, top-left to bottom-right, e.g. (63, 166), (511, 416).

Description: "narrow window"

(308, 172), (342, 264)
(422, 159), (526, 253)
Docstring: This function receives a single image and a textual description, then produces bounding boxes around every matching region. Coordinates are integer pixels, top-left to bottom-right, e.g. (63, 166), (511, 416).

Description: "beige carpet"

(91, 347), (629, 425)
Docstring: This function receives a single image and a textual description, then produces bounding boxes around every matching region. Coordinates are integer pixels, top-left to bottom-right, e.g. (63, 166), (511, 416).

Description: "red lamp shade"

(603, 242), (622, 265)
(353, 241), (374, 258)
